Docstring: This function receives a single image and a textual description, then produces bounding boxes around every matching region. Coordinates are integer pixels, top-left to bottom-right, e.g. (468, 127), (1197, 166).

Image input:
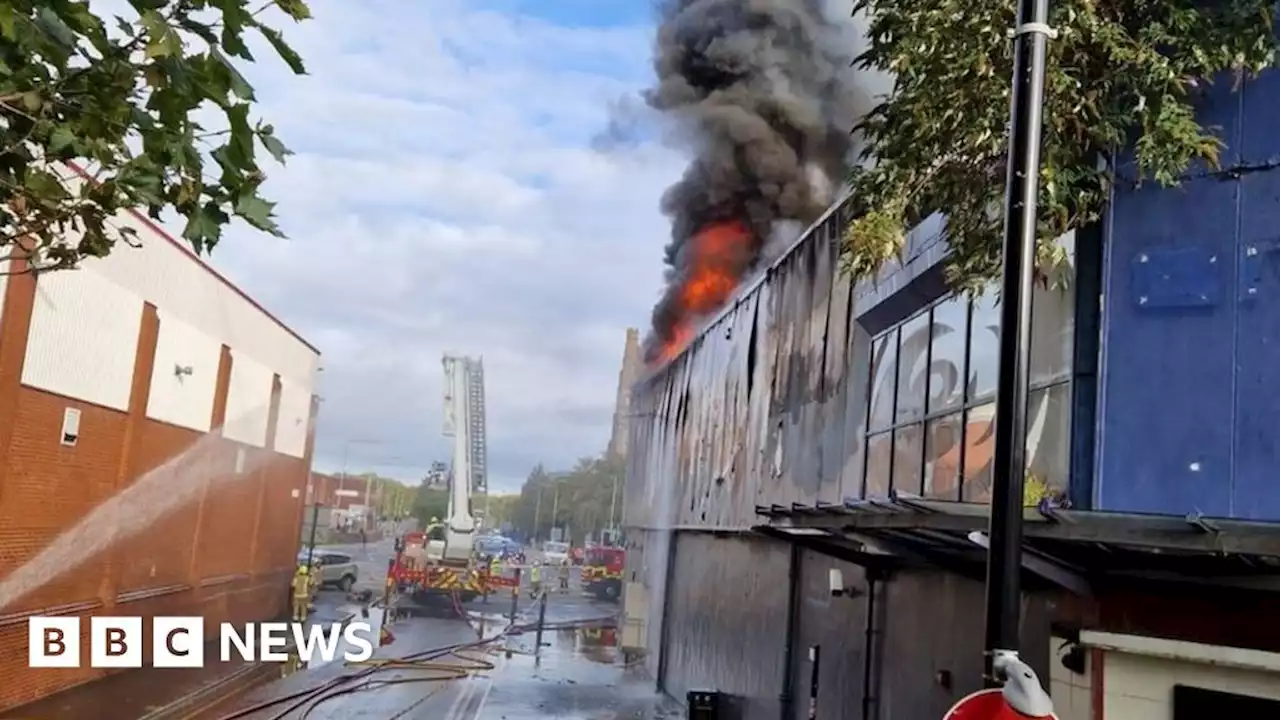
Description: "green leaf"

(178, 18), (219, 46)
(234, 193), (280, 234)
(35, 8), (79, 48)
(140, 10), (183, 58)
(25, 169), (70, 201)
(48, 126), (77, 154)
(212, 47), (255, 101)
(182, 202), (224, 251)
(0, 6), (17, 40)
(253, 23), (307, 74)
(276, 0), (313, 21)
(257, 124), (292, 163)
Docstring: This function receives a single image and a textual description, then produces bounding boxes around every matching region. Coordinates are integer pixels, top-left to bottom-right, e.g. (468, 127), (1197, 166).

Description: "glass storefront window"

(1026, 383), (1072, 500)
(923, 413), (963, 499)
(928, 297), (967, 414)
(893, 423), (924, 495)
(1030, 233), (1076, 386)
(863, 257), (1075, 503)
(967, 291), (1000, 402)
(960, 402), (997, 502)
(895, 312), (930, 424)
(865, 431), (892, 497)
(868, 331), (898, 432)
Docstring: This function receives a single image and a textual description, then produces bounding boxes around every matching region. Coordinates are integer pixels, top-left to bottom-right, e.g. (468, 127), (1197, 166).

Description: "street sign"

(943, 689), (1058, 720)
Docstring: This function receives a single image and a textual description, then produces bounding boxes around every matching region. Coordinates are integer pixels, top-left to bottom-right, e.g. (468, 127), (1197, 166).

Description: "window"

(860, 252), (1075, 502)
(868, 332), (898, 432)
(896, 312), (930, 424)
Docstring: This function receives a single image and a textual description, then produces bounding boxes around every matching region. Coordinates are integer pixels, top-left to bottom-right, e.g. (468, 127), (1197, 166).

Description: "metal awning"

(753, 496), (1280, 595)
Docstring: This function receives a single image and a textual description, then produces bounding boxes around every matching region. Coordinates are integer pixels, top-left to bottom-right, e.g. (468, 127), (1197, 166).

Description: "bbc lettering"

(29, 617), (376, 668)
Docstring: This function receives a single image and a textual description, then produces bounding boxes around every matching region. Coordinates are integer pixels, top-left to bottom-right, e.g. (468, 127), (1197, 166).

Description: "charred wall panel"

(662, 532), (791, 720)
(790, 550), (871, 720)
(625, 198), (939, 532)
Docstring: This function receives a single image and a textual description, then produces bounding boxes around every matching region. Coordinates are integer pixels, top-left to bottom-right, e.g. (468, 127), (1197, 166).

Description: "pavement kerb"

(135, 608), (361, 720)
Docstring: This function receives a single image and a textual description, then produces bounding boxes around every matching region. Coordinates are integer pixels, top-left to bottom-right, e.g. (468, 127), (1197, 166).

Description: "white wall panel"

(1103, 647), (1280, 716)
(224, 350), (273, 446)
(52, 163), (320, 445)
(146, 309), (221, 431)
(23, 268), (142, 410)
(273, 377), (311, 458)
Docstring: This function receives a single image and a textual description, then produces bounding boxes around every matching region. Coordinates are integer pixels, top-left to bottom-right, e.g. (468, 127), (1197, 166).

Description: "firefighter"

(291, 565), (311, 622)
(558, 557), (570, 593)
(529, 561), (542, 598)
(426, 516), (446, 542)
(309, 560), (323, 605)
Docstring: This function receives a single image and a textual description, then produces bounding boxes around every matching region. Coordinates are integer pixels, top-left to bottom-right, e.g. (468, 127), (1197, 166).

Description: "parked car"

(543, 541), (570, 565)
(297, 550), (359, 592)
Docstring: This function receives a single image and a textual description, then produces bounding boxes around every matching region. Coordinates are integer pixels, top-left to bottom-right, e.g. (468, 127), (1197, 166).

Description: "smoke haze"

(641, 0), (874, 363)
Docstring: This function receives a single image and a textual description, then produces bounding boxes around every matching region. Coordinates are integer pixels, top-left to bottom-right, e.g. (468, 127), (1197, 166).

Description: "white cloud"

(191, 0), (680, 490)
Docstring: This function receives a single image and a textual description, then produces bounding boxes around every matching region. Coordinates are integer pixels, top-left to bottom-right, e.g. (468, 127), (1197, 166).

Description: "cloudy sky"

(191, 0), (681, 491)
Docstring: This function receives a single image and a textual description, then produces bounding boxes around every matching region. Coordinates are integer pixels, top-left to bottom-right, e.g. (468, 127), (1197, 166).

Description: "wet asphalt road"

(213, 539), (647, 720)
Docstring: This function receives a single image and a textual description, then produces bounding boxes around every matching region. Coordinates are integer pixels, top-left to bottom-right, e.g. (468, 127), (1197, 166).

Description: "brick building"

(0, 164), (320, 711)
(306, 472), (382, 512)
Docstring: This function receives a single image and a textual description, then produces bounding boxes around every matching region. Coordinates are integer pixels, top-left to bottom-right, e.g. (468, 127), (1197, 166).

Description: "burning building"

(641, 0), (874, 363)
(623, 1), (1280, 719)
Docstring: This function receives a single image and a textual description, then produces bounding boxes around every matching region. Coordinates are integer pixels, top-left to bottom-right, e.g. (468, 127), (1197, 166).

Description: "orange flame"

(654, 219), (753, 364)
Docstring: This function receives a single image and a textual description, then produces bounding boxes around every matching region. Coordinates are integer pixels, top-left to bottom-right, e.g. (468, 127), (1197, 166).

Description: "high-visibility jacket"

(292, 570), (311, 599)
(530, 566), (541, 583)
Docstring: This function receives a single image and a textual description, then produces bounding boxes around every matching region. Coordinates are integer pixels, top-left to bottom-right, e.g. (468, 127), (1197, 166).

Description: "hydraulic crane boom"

(432, 354), (476, 564)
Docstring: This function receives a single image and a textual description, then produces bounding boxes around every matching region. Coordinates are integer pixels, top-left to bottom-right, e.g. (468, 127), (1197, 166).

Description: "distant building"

(607, 328), (642, 459)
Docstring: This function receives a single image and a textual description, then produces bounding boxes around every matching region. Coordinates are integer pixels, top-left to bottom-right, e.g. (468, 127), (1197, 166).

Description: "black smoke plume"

(643, 0), (869, 362)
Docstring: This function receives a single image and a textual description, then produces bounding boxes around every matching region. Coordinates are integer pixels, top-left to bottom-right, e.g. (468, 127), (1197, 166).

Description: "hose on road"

(211, 612), (615, 720)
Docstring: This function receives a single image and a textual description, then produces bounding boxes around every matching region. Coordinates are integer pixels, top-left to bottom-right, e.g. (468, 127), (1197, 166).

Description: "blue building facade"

(1097, 71), (1280, 520)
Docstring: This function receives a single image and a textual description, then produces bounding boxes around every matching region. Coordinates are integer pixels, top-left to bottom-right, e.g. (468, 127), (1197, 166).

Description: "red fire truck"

(581, 546), (624, 601)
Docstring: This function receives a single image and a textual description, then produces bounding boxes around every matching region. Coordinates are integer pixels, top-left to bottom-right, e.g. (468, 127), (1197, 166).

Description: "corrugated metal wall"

(661, 533), (792, 720)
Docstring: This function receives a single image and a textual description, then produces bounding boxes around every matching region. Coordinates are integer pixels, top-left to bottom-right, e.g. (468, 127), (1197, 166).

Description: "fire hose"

(211, 612), (617, 720)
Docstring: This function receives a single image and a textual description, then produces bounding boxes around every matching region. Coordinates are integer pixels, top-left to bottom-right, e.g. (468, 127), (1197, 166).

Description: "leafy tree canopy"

(841, 0), (1275, 292)
(0, 0), (309, 272)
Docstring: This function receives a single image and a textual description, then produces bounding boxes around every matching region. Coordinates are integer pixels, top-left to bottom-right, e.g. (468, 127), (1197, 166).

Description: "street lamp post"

(983, 0), (1056, 690)
(608, 474), (619, 537)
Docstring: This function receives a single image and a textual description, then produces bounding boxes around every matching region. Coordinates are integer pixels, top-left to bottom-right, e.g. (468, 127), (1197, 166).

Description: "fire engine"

(386, 355), (515, 604)
(580, 545), (624, 601)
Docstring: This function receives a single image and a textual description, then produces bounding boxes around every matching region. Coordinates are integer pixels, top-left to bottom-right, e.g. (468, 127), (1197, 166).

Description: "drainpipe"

(779, 544), (802, 720)
(860, 570), (882, 720)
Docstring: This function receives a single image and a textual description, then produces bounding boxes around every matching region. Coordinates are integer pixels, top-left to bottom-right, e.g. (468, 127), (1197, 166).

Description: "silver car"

(298, 550), (359, 592)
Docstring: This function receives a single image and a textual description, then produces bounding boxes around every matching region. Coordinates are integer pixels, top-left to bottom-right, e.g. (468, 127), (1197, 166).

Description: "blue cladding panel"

(1100, 178), (1238, 516)
(1099, 70), (1280, 520)
(1233, 173), (1280, 519)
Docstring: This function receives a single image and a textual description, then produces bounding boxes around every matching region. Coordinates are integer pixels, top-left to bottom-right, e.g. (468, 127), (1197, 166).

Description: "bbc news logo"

(28, 617), (376, 668)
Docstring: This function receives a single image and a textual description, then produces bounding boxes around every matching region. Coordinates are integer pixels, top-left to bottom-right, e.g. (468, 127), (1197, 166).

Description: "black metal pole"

(983, 0), (1054, 687)
(305, 502), (321, 568)
(506, 567), (521, 659)
(534, 588), (548, 664)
